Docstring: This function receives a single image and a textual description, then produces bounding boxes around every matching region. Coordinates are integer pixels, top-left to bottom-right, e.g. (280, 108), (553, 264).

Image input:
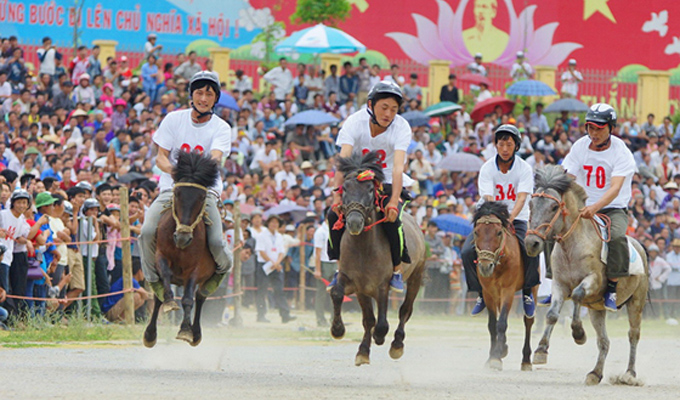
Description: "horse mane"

(172, 151), (220, 188)
(473, 201), (510, 228)
(337, 151), (385, 182)
(534, 165), (588, 206)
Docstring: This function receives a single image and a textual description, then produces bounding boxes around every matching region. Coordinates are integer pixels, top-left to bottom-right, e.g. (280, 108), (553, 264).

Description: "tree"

(290, 0), (351, 27)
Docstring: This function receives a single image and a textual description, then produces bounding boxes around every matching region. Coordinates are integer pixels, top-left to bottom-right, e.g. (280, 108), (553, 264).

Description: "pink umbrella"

(458, 73), (492, 88)
(470, 97), (516, 122)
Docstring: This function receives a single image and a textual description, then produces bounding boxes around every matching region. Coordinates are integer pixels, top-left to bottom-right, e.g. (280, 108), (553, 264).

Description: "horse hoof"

(389, 344), (404, 360)
(521, 362), (532, 372)
(486, 358), (502, 371)
(355, 353), (370, 366)
(585, 371), (602, 386)
(176, 330), (194, 344)
(143, 336), (157, 348)
(533, 351), (548, 365)
(572, 328), (587, 345)
(610, 371), (644, 386)
(373, 335), (385, 346)
(331, 323), (345, 340)
(190, 337), (202, 347)
(162, 301), (180, 313)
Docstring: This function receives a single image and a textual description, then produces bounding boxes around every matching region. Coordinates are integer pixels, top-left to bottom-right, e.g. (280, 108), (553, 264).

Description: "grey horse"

(525, 165), (648, 386)
(329, 151), (426, 366)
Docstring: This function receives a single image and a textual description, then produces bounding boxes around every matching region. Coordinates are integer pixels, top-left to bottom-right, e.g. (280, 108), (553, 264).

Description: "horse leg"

(190, 291), (207, 347)
(355, 293), (376, 366)
(143, 295), (163, 348)
(613, 284), (645, 386)
(390, 266), (423, 360)
(533, 287), (566, 365)
(585, 309), (609, 385)
(569, 299), (587, 345)
(485, 305), (500, 370)
(159, 257), (179, 313)
(330, 274), (347, 340)
(489, 295), (512, 371)
(176, 274), (197, 344)
(372, 286), (389, 346)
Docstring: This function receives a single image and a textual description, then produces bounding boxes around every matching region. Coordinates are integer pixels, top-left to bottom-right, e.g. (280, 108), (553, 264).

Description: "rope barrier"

(5, 288), (136, 303)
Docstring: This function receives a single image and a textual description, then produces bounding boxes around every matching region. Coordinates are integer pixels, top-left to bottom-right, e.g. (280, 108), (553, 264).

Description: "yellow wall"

(637, 70), (670, 120)
(428, 60), (452, 107)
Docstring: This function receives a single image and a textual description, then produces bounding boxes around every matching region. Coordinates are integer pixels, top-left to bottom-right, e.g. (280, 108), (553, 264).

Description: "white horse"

(525, 165), (648, 386)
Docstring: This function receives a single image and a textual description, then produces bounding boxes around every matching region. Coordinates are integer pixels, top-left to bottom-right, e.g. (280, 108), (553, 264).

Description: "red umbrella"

(458, 73), (492, 87)
(470, 97), (516, 122)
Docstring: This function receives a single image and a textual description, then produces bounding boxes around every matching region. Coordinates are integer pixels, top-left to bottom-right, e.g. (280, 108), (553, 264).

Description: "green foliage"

(670, 111), (680, 128)
(185, 39), (221, 58)
(613, 64), (649, 83)
(669, 65), (680, 86)
(252, 21), (287, 71)
(341, 50), (390, 69)
(290, 0), (351, 27)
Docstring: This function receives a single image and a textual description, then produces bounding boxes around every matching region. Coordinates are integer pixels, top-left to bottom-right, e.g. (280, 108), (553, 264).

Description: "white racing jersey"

(478, 155), (534, 222)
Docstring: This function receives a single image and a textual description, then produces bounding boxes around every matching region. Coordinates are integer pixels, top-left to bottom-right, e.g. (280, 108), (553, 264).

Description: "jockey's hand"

(579, 205), (598, 220)
(313, 269), (322, 280)
(386, 199), (399, 223)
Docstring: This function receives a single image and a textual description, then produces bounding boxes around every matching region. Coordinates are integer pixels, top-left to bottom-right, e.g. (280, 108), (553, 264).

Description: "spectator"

(403, 73), (422, 106)
(510, 51), (533, 81)
(141, 54), (160, 103)
(100, 261), (148, 322)
(560, 59), (583, 98)
(234, 70), (252, 95)
(174, 51), (202, 82)
(70, 45), (90, 84)
(262, 58), (293, 104)
(467, 53), (487, 77)
(530, 103), (550, 135)
(73, 73), (96, 107)
(143, 33), (163, 59)
(87, 45), (102, 78)
(338, 61), (358, 104)
(313, 213), (335, 327)
(475, 82), (492, 103)
(293, 74), (309, 111)
(423, 222), (448, 313)
(305, 65), (323, 105)
(440, 74), (459, 104)
(37, 36), (59, 77)
(6, 47), (27, 87)
(384, 63), (405, 86)
(646, 244), (672, 320)
(356, 57), (371, 105)
(323, 64), (340, 99)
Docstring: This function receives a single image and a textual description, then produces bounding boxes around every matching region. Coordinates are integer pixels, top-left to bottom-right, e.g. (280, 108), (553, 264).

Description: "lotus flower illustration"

(386, 0), (583, 68)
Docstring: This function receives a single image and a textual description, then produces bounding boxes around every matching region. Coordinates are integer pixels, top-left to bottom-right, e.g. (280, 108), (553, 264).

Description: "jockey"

(326, 81), (413, 292)
(461, 124), (539, 318)
(544, 103), (635, 312)
(139, 70), (233, 297)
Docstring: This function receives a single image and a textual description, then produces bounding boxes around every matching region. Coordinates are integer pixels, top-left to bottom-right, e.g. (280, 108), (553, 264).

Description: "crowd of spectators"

(0, 33), (678, 329)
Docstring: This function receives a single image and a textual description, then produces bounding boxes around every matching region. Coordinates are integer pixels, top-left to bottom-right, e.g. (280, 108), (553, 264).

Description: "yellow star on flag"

(584, 0), (616, 23)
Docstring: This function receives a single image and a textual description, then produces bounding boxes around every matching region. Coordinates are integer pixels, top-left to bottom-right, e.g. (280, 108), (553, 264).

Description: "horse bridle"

(526, 191), (569, 241)
(172, 182), (209, 234)
(473, 215), (508, 266)
(334, 172), (388, 232)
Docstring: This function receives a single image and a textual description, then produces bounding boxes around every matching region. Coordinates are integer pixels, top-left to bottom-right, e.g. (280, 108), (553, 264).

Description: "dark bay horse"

(473, 202), (536, 371)
(330, 151), (426, 366)
(525, 165), (648, 385)
(143, 151), (219, 348)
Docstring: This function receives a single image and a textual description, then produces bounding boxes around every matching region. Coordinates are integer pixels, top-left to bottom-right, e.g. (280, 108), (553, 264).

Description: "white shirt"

(0, 209), (30, 264)
(476, 89), (492, 103)
(562, 135), (636, 209)
(263, 66), (293, 100)
(313, 222), (334, 263)
(478, 156), (534, 222)
(255, 229), (285, 263)
(510, 62), (533, 81)
(336, 110), (412, 185)
(37, 47), (57, 75)
(153, 109), (232, 194)
(0, 81), (11, 99)
(249, 148), (278, 171)
(49, 217), (68, 265)
(561, 69), (583, 97)
(274, 170), (296, 191)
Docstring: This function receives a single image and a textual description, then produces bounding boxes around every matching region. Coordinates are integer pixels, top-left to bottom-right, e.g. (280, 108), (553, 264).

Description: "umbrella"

(217, 91), (239, 111)
(239, 203), (257, 216)
(437, 153), (485, 172)
(506, 80), (556, 96)
(431, 214), (473, 237)
(275, 23), (366, 54)
(543, 98), (589, 113)
(118, 172), (146, 184)
(470, 96), (515, 122)
(424, 101), (462, 117)
(264, 204), (309, 223)
(284, 110), (339, 126)
(401, 110), (429, 127)
(457, 73), (492, 87)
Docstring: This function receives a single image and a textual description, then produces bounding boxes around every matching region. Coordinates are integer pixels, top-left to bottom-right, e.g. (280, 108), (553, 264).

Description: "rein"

(171, 182), (210, 234)
(473, 215), (509, 266)
(527, 191), (611, 243)
(332, 177), (390, 232)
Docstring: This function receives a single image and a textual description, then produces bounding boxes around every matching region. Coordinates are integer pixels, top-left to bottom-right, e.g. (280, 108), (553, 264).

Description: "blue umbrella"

(275, 24), (366, 54)
(401, 111), (429, 127)
(284, 110), (340, 126)
(506, 80), (556, 96)
(431, 214), (473, 236)
(264, 204), (309, 223)
(543, 98), (589, 113)
(217, 91), (239, 111)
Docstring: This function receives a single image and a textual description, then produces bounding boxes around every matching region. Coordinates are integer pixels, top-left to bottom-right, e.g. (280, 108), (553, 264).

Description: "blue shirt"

(101, 277), (141, 313)
(40, 168), (62, 181)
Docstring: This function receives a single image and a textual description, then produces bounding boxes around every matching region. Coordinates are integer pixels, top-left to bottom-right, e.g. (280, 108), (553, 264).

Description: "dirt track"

(1, 309), (679, 400)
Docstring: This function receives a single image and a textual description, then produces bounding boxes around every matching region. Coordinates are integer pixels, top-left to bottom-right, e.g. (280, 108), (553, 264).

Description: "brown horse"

(473, 202), (536, 371)
(330, 151), (426, 366)
(143, 151), (219, 348)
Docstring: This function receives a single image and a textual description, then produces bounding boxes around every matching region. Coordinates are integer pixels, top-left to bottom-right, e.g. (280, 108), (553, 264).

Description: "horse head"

(171, 151), (219, 249)
(473, 202), (510, 277)
(337, 151), (385, 236)
(526, 165), (582, 257)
